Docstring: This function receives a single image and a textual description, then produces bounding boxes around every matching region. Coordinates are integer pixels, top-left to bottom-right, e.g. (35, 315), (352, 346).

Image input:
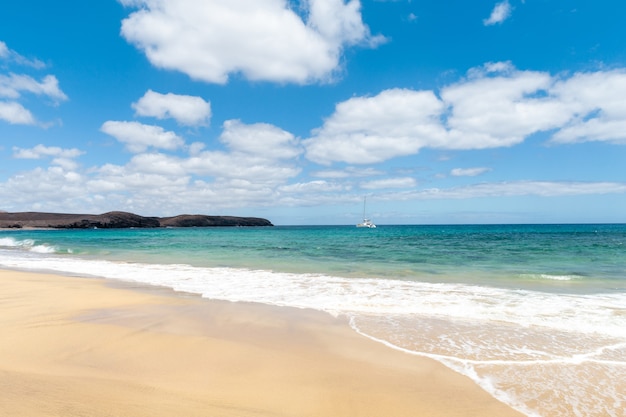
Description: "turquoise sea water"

(1, 224), (625, 417)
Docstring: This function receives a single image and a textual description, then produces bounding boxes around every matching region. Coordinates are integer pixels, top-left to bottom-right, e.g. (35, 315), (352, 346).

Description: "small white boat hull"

(356, 219), (376, 228)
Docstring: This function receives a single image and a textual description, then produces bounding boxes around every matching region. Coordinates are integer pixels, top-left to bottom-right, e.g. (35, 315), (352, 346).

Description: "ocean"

(1, 224), (625, 417)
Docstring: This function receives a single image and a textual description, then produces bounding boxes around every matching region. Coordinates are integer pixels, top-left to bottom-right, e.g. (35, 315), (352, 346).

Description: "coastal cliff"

(0, 211), (273, 229)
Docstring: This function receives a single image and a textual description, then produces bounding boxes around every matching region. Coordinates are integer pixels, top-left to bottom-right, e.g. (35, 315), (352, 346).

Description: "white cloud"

(0, 41), (45, 68)
(13, 144), (83, 159)
(440, 66), (571, 149)
(100, 121), (303, 188)
(184, 151), (301, 184)
(305, 88), (446, 164)
(360, 177), (417, 189)
(220, 119), (302, 159)
(307, 0), (382, 47)
(483, 1), (512, 26)
(304, 63), (626, 165)
(0, 166), (87, 212)
(4, 151), (624, 216)
(0, 44), (65, 126)
(128, 153), (188, 176)
(80, 145), (301, 213)
(0, 101), (35, 124)
(91, 163), (191, 195)
(279, 180), (347, 193)
(100, 121), (185, 153)
(120, 0), (384, 84)
(188, 141), (205, 155)
(450, 167), (491, 177)
(132, 90), (211, 126)
(550, 70), (626, 144)
(0, 74), (67, 102)
(77, 119), (305, 212)
(13, 145), (84, 171)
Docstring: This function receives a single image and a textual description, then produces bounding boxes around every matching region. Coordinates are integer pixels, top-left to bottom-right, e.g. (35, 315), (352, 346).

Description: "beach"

(0, 268), (524, 417)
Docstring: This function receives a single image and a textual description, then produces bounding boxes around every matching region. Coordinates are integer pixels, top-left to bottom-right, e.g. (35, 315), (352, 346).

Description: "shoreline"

(0, 268), (524, 416)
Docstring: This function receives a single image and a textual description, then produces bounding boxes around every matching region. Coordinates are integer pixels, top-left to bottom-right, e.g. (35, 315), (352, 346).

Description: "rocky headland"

(0, 211), (273, 229)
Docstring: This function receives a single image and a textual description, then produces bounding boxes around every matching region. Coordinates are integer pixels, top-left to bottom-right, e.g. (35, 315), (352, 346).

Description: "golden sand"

(0, 269), (524, 416)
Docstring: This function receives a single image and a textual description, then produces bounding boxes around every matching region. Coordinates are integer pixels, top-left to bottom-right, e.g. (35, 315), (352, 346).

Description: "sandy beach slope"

(0, 269), (524, 417)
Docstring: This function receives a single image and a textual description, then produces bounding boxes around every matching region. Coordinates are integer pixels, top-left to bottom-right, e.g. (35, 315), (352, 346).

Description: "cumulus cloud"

(101, 119), (303, 192)
(91, 162), (191, 195)
(430, 66), (569, 149)
(132, 90), (211, 126)
(0, 74), (67, 102)
(100, 120), (185, 152)
(0, 101), (35, 124)
(120, 0), (384, 84)
(220, 119), (302, 159)
(31, 118), (302, 213)
(172, 120), (303, 186)
(484, 0), (512, 26)
(184, 151), (301, 184)
(305, 88), (446, 164)
(13, 144), (84, 171)
(304, 63), (626, 165)
(549, 70), (626, 144)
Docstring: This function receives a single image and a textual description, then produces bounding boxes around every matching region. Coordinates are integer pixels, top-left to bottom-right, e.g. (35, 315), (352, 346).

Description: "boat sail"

(356, 197), (376, 228)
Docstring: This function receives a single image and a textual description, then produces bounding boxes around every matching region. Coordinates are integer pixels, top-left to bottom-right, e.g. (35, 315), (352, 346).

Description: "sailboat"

(356, 197), (376, 228)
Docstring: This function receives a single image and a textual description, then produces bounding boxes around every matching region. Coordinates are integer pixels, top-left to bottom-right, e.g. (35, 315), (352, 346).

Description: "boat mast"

(363, 196), (366, 220)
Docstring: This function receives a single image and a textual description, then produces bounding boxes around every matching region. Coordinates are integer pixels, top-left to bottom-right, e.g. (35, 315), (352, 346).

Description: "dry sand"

(0, 269), (524, 417)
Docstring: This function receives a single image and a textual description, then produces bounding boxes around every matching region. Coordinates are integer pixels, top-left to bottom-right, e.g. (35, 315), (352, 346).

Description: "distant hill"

(0, 211), (273, 229)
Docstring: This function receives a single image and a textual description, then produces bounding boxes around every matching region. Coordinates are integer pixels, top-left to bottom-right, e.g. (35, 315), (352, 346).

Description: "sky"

(1, 0), (625, 225)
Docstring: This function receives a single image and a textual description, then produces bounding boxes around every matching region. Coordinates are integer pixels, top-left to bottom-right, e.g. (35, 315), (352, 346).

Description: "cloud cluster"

(0, 42), (66, 125)
(304, 63), (626, 164)
(3, 55), (626, 216)
(13, 144), (84, 170)
(3, 140), (621, 215)
(43, 112), (303, 214)
(119, 0), (385, 84)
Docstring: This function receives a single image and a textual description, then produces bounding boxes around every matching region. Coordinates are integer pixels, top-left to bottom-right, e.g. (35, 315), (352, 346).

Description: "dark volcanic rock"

(0, 211), (273, 229)
(96, 211), (161, 228)
(158, 214), (273, 227)
(0, 211), (160, 229)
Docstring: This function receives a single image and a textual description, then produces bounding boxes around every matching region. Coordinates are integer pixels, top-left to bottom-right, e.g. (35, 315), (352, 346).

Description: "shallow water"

(1, 224), (625, 417)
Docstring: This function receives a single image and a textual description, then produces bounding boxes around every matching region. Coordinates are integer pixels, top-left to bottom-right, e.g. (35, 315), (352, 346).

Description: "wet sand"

(0, 269), (524, 416)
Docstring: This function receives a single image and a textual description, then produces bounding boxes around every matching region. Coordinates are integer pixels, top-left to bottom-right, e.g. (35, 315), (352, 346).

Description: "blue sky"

(1, 0), (625, 225)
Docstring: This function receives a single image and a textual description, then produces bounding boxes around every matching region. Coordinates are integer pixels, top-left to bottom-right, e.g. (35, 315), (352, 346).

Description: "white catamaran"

(356, 197), (376, 228)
